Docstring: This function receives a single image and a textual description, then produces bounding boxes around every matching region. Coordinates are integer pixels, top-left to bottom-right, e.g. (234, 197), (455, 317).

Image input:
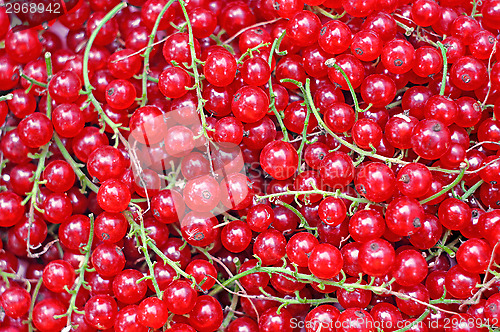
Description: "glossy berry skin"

(42, 260), (76, 293)
(260, 140), (298, 180)
(1, 287), (31, 318)
(352, 118), (383, 149)
(180, 210), (218, 247)
(183, 175), (220, 212)
(159, 67), (191, 99)
(286, 232), (319, 267)
(113, 269), (147, 304)
(385, 197), (424, 236)
(186, 260), (217, 292)
(232, 86), (270, 123)
(242, 57), (272, 87)
(5, 29), (42, 64)
(319, 151), (355, 189)
(355, 162), (395, 202)
(97, 179), (131, 213)
(227, 317), (259, 332)
(253, 229), (287, 266)
(445, 265), (480, 299)
(318, 20), (352, 55)
(361, 74), (397, 107)
(397, 163), (432, 198)
(0, 192), (24, 227)
(164, 280), (198, 315)
(484, 293), (500, 322)
(91, 242), (126, 277)
(413, 46), (443, 78)
(32, 298), (67, 332)
(327, 54), (365, 90)
(409, 214), (442, 250)
(52, 104), (85, 138)
(411, 119), (451, 160)
(43, 160), (76, 193)
(308, 243), (343, 279)
(358, 238), (395, 277)
(392, 249), (428, 287)
(324, 102), (356, 133)
(381, 39), (415, 74)
(304, 305), (340, 332)
(411, 0), (439, 27)
(95, 211), (128, 243)
(85, 295), (118, 330)
(105, 79), (136, 110)
(137, 297), (169, 329)
(259, 307), (293, 332)
(456, 238), (491, 274)
(115, 305), (149, 332)
(318, 197), (347, 226)
(151, 189), (185, 224)
(336, 308), (375, 332)
(18, 113), (53, 148)
(395, 284), (430, 316)
(188, 295), (224, 332)
(221, 220), (252, 253)
(349, 209), (385, 243)
(48, 70), (82, 104)
(204, 51), (237, 87)
(286, 10), (321, 47)
(438, 198), (471, 230)
(450, 56), (487, 91)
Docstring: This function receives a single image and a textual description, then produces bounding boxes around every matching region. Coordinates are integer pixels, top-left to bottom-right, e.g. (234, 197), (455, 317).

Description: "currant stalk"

(268, 31), (290, 142)
(140, 0), (176, 107)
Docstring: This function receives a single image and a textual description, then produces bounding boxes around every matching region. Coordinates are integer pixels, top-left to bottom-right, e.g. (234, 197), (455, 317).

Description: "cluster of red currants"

(1, 0), (500, 330)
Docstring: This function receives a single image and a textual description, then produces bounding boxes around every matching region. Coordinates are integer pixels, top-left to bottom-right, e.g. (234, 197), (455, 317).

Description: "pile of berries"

(1, 0), (500, 330)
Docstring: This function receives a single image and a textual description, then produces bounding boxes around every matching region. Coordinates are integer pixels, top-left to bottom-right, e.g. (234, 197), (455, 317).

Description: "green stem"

(0, 93), (13, 102)
(45, 52), (53, 119)
(419, 168), (466, 204)
(178, 0), (212, 142)
(19, 72), (48, 88)
(125, 212), (195, 282)
(462, 179), (484, 200)
(314, 7), (346, 19)
(256, 189), (372, 205)
(140, 0), (175, 106)
(53, 133), (99, 193)
(28, 277), (44, 332)
(296, 98), (312, 173)
(139, 217), (163, 299)
(437, 42), (448, 96)
(393, 310), (430, 332)
(63, 215), (95, 326)
(24, 144), (50, 257)
(325, 59), (361, 116)
(82, 2), (127, 140)
(268, 31), (289, 141)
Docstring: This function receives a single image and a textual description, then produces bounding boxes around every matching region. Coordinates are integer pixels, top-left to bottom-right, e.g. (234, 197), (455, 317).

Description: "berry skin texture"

(308, 243), (343, 279)
(1, 287), (31, 318)
(97, 179), (131, 213)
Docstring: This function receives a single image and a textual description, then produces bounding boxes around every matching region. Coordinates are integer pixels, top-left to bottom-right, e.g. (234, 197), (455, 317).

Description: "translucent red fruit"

(385, 196), (424, 236)
(232, 85), (270, 123)
(411, 119), (451, 160)
(260, 140), (298, 180)
(360, 74), (397, 108)
(308, 243), (343, 279)
(355, 162), (396, 202)
(204, 51), (237, 87)
(358, 238), (395, 277)
(286, 10), (321, 47)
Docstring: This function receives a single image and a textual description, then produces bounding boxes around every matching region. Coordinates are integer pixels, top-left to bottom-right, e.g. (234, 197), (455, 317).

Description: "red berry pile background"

(1, 0), (500, 330)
